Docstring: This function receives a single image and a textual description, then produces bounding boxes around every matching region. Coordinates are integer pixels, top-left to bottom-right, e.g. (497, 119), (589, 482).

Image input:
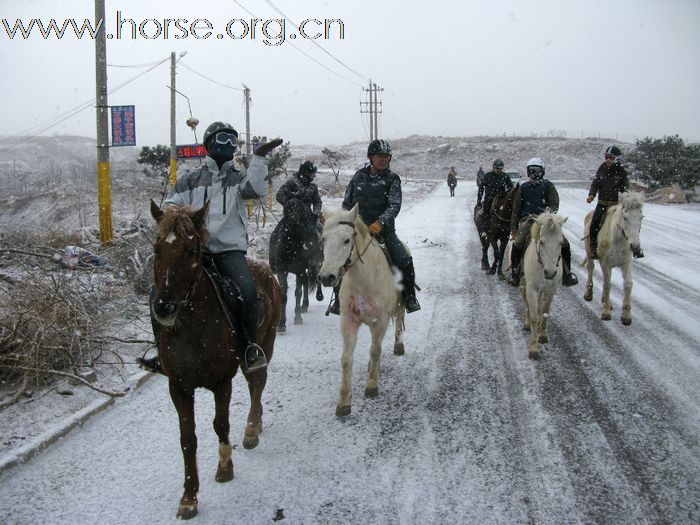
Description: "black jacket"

(276, 173), (322, 219)
(342, 166), (402, 232)
(589, 162), (629, 203)
(478, 170), (514, 203)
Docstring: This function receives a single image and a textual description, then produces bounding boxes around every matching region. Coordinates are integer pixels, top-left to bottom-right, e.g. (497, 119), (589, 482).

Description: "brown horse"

(150, 200), (281, 520)
(474, 184), (518, 277)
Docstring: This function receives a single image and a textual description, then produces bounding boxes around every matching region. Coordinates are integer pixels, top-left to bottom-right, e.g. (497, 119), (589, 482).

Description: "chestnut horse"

(150, 200), (280, 519)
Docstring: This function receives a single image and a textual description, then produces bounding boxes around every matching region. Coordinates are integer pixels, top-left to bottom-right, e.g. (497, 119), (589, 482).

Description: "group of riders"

(471, 145), (643, 289)
(139, 119), (640, 377)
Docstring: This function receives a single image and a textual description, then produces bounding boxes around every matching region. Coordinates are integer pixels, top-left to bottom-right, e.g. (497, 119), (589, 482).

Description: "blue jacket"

(510, 179), (559, 231)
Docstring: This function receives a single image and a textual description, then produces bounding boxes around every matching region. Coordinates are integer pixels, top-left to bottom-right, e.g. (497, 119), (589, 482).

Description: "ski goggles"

(214, 132), (238, 146)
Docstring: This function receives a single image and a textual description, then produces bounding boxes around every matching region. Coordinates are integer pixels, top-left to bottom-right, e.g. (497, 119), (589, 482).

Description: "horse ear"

(150, 199), (164, 222)
(349, 203), (359, 222)
(192, 201), (210, 228)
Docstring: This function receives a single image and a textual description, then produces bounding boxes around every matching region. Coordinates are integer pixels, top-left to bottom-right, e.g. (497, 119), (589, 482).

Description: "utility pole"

(94, 0), (112, 244)
(243, 84), (251, 155)
(169, 52), (177, 186)
(361, 80), (383, 141)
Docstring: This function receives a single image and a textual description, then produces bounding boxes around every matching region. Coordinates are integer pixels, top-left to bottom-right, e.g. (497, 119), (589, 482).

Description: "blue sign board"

(111, 105), (136, 146)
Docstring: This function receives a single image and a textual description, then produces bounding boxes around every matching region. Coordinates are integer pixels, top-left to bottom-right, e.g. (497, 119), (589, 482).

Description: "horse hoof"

(177, 498), (198, 520)
(621, 318), (632, 326)
(488, 269), (496, 275)
(277, 325), (286, 333)
(528, 350), (540, 360)
(365, 387), (379, 398)
(481, 264), (490, 271)
(601, 313), (612, 321)
(498, 273), (506, 281)
(583, 292), (593, 302)
(243, 426), (260, 449)
(294, 317), (303, 325)
(335, 405), (351, 417)
(301, 306), (309, 313)
(215, 462), (234, 482)
(538, 335), (549, 344)
(393, 343), (405, 356)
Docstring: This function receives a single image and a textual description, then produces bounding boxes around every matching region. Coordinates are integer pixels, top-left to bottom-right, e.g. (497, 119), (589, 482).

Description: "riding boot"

(138, 290), (165, 374)
(221, 285), (267, 373)
(326, 286), (340, 315)
(589, 232), (599, 260)
(561, 243), (579, 287)
(508, 244), (522, 287)
(401, 261), (421, 313)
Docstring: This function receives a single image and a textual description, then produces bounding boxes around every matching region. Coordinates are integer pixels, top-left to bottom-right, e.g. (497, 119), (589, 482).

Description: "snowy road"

(1, 182), (699, 524)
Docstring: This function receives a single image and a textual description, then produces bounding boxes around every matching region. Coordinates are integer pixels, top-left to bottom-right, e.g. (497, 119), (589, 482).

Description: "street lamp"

(166, 85), (199, 143)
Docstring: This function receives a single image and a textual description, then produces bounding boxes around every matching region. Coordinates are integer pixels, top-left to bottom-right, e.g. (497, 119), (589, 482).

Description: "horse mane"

(323, 207), (370, 238)
(532, 211), (563, 239)
(619, 191), (645, 210)
(158, 206), (209, 246)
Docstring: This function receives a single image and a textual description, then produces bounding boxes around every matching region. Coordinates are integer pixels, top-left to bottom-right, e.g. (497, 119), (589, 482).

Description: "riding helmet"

(493, 159), (504, 168)
(299, 161), (317, 175)
(526, 157), (545, 180)
(605, 145), (622, 157)
(203, 121), (238, 150)
(367, 139), (392, 157)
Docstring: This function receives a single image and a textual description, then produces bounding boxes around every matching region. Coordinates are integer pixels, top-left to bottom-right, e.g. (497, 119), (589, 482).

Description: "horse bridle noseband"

(337, 220), (373, 275)
(535, 233), (562, 269)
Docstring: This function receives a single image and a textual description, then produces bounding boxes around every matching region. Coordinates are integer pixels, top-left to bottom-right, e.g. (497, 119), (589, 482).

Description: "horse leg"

(525, 285), (541, 359)
(336, 316), (359, 417)
(601, 264), (613, 321)
(243, 366), (268, 449)
(481, 238), (490, 271)
(520, 279), (531, 331)
(620, 262), (633, 325)
(301, 272), (310, 313)
(168, 383), (199, 520)
(538, 291), (554, 344)
(496, 239), (507, 279)
(488, 237), (498, 275)
(365, 317), (389, 398)
(212, 381), (234, 482)
(294, 276), (304, 325)
(393, 308), (406, 355)
(277, 273), (288, 332)
(583, 256), (595, 302)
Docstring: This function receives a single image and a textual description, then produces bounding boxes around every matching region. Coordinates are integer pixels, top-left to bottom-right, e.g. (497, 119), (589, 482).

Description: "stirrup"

(405, 296), (421, 313)
(325, 297), (340, 316)
(562, 272), (579, 287)
(242, 343), (267, 373)
(508, 272), (520, 287)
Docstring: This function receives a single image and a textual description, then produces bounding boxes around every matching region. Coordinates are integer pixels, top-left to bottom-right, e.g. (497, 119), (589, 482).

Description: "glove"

(254, 138), (283, 157)
(586, 195), (594, 204)
(368, 221), (383, 235)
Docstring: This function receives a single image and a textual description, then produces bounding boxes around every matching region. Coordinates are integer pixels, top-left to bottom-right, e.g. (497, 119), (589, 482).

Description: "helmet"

(526, 157), (545, 180)
(299, 161), (317, 175)
(367, 139), (392, 157)
(493, 159), (504, 168)
(203, 121), (238, 149)
(605, 145), (622, 157)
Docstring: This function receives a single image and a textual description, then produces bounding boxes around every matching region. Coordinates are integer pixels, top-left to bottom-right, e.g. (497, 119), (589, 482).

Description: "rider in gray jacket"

(139, 121), (282, 374)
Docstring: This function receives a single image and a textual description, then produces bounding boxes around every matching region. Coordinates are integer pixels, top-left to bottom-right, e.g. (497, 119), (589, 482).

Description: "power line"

(263, 0), (369, 82)
(231, 0), (365, 88)
(178, 60), (244, 91)
(12, 55), (171, 139)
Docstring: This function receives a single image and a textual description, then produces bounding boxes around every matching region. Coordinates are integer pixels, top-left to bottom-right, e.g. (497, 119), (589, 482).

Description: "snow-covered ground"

(0, 176), (698, 524)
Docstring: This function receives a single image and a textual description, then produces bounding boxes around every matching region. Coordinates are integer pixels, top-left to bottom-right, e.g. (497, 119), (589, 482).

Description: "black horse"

(474, 184), (518, 278)
(269, 196), (324, 332)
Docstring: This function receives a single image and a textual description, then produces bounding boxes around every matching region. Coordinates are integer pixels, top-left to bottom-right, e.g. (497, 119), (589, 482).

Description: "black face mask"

(207, 141), (235, 167)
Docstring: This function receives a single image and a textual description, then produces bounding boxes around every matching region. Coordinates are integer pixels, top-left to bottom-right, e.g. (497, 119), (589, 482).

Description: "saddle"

(202, 254), (264, 332)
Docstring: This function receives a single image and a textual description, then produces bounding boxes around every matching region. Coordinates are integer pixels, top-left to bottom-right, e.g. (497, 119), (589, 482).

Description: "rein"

(337, 220), (373, 274)
(534, 230), (562, 269)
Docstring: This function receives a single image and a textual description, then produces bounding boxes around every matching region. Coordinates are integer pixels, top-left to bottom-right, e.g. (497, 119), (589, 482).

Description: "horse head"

(150, 200), (209, 326)
(617, 191), (645, 254)
(532, 212), (567, 280)
(318, 204), (368, 288)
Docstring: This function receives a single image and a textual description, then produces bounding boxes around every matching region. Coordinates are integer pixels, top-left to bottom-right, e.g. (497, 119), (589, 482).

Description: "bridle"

(534, 226), (562, 270)
(336, 220), (373, 276)
(153, 230), (203, 312)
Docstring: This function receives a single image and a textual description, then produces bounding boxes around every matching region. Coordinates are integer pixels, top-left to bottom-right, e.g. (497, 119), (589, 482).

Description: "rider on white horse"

(508, 158), (579, 288)
(327, 139), (421, 315)
(586, 145), (644, 260)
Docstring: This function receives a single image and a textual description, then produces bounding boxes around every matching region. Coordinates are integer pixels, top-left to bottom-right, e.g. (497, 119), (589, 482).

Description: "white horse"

(583, 191), (645, 325)
(520, 212), (567, 360)
(318, 204), (407, 417)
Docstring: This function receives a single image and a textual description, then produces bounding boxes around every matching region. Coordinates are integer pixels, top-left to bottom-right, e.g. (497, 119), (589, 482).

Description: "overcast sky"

(2, 0), (699, 148)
